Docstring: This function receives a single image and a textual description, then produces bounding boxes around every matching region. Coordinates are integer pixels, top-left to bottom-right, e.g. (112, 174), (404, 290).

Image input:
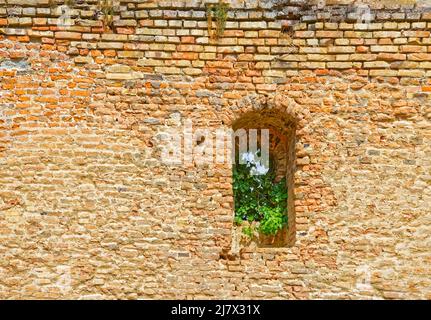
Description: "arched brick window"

(231, 110), (296, 247)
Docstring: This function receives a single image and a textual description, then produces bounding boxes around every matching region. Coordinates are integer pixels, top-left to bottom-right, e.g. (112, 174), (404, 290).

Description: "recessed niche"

(231, 110), (296, 248)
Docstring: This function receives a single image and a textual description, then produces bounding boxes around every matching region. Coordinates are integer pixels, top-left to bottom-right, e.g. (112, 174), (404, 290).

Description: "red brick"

(181, 36), (195, 44)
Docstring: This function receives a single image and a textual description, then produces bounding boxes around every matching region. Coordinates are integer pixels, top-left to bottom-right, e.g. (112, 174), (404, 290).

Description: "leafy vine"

(98, 0), (114, 31)
(233, 151), (288, 239)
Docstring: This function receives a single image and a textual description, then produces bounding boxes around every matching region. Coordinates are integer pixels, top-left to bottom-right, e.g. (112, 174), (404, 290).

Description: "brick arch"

(220, 93), (309, 130)
(225, 93), (303, 248)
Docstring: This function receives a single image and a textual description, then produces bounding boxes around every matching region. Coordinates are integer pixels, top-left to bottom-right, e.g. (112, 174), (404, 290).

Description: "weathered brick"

(328, 46), (355, 54)
(101, 34), (128, 41)
(74, 56), (93, 64)
(408, 53), (431, 61)
(136, 27), (163, 36)
(400, 45), (427, 53)
(199, 52), (216, 60)
(369, 69), (398, 76)
(117, 51), (144, 58)
(259, 30), (280, 38)
(373, 31), (401, 38)
(350, 54), (377, 61)
(378, 53), (406, 61)
(327, 62), (353, 69)
(217, 46), (244, 53)
(295, 31), (315, 38)
(364, 61), (390, 68)
(398, 69), (425, 77)
(97, 42), (124, 49)
(55, 32), (81, 40)
(239, 21), (267, 29)
(371, 45), (399, 53)
(316, 30), (343, 38)
(299, 62), (326, 69)
(154, 66), (181, 74)
(137, 58), (164, 66)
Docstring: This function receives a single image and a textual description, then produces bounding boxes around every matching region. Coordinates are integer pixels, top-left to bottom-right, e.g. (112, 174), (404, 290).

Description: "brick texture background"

(0, 0), (430, 299)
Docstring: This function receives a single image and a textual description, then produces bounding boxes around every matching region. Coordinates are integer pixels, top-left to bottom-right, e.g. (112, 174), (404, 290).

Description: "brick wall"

(0, 0), (430, 299)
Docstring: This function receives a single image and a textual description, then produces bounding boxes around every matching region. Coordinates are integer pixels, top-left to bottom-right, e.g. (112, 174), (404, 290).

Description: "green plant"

(98, 0), (114, 30)
(206, 0), (229, 39)
(48, 0), (74, 8)
(233, 150), (288, 239)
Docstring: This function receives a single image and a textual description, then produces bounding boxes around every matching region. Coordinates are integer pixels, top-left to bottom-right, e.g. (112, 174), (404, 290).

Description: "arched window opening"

(232, 111), (296, 247)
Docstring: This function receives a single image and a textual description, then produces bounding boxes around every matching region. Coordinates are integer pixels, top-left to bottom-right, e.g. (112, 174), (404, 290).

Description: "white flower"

(241, 151), (255, 165)
(250, 161), (269, 176)
(255, 162), (269, 175)
(240, 150), (269, 176)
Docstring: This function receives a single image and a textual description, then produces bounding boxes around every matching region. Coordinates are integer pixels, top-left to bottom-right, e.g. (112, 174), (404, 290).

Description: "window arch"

(231, 110), (296, 247)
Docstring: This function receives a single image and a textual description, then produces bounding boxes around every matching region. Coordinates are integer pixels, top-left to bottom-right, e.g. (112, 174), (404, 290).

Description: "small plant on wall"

(98, 0), (114, 31)
(206, 0), (229, 40)
(48, 0), (76, 8)
(233, 150), (288, 240)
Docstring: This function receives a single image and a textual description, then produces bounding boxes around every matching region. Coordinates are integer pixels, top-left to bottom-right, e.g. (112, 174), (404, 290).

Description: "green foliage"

(48, 0), (75, 8)
(233, 152), (288, 238)
(242, 225), (254, 238)
(206, 1), (229, 39)
(98, 0), (114, 30)
(64, 0), (76, 6)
